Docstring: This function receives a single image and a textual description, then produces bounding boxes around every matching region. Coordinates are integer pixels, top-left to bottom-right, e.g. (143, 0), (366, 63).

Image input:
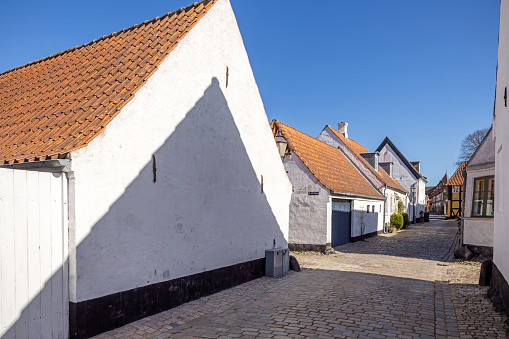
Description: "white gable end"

(68, 0), (292, 302)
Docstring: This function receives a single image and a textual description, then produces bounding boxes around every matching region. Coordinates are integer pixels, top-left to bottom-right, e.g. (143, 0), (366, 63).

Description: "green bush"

(390, 213), (404, 229)
(402, 212), (410, 226)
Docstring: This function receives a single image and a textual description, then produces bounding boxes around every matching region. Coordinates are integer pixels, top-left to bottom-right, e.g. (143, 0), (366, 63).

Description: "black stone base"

(488, 263), (509, 318)
(464, 244), (493, 258)
(69, 258), (264, 338)
(351, 230), (380, 243)
(289, 243), (327, 252)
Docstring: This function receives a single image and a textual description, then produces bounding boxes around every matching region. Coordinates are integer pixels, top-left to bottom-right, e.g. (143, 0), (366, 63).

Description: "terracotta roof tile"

(0, 0), (217, 164)
(447, 161), (467, 186)
(326, 126), (407, 193)
(271, 121), (383, 199)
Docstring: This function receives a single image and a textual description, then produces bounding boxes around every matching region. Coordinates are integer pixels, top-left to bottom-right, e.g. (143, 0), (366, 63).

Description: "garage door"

(0, 168), (68, 339)
(331, 200), (351, 247)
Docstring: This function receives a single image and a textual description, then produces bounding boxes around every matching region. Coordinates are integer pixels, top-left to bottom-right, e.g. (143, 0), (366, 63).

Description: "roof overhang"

(330, 191), (386, 201)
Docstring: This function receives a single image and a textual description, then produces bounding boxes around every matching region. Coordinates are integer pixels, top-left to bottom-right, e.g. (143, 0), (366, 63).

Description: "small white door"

(0, 168), (68, 339)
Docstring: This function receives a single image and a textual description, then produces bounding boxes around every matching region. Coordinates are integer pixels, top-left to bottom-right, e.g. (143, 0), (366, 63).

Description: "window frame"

(471, 175), (494, 218)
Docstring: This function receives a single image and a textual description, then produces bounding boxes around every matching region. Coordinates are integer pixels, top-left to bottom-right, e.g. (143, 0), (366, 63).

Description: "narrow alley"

(95, 217), (507, 338)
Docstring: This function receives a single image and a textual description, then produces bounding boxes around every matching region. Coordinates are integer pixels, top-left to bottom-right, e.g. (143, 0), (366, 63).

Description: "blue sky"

(0, 0), (500, 186)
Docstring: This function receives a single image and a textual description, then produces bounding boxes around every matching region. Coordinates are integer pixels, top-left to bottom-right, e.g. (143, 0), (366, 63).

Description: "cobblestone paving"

(94, 216), (507, 338)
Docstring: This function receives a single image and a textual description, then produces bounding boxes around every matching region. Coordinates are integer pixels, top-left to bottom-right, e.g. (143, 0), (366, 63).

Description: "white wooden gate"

(0, 168), (68, 339)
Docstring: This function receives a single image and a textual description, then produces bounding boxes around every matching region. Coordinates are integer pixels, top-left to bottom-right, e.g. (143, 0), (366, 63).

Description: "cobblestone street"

(94, 217), (507, 338)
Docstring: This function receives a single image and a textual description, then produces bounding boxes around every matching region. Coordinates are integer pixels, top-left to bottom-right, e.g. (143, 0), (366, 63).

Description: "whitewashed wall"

(378, 143), (426, 220)
(68, 0), (292, 302)
(385, 188), (407, 220)
(463, 168), (494, 248)
(0, 168), (68, 339)
(493, 0), (509, 284)
(351, 199), (384, 237)
(283, 154), (330, 246)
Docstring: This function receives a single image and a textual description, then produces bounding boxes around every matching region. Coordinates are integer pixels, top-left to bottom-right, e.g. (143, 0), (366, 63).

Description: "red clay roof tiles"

(271, 120), (384, 199)
(0, 0), (216, 164)
(447, 161), (467, 186)
(326, 126), (407, 192)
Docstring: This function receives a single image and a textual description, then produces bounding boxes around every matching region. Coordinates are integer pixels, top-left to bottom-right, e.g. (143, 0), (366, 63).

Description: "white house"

(462, 127), (494, 255)
(491, 0), (509, 317)
(376, 137), (428, 222)
(0, 0), (292, 337)
(271, 120), (385, 251)
(318, 123), (408, 227)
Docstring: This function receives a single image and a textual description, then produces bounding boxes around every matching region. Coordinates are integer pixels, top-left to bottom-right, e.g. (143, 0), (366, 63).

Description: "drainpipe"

(383, 186), (387, 231)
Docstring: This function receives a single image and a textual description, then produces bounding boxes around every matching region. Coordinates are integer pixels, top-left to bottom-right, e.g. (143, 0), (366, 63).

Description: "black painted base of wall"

(351, 230), (379, 243)
(69, 258), (265, 339)
(488, 263), (509, 320)
(289, 243), (328, 252)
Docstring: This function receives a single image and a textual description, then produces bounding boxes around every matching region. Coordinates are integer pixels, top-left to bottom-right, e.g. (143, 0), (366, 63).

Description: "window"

(452, 186), (460, 194)
(472, 176), (494, 217)
(367, 205), (370, 213)
(372, 205), (375, 213)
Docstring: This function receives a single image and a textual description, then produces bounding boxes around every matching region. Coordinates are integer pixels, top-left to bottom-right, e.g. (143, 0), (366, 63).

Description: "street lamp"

(275, 130), (288, 158)
(411, 186), (417, 224)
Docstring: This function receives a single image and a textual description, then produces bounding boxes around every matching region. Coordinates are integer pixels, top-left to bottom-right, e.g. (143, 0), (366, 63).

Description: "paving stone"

(92, 216), (507, 338)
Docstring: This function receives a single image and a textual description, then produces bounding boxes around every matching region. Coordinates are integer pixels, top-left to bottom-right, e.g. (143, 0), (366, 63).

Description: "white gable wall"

(378, 143), (426, 220)
(493, 0), (509, 288)
(283, 153), (330, 247)
(67, 0), (292, 302)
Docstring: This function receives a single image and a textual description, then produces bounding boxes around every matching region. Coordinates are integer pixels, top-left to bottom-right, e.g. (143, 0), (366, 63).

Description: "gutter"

(0, 159), (70, 170)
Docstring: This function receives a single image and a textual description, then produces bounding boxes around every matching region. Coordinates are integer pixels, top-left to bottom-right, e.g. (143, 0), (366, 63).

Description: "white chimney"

(338, 122), (348, 139)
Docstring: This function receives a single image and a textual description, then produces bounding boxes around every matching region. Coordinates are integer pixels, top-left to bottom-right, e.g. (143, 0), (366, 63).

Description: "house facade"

(425, 186), (436, 212)
(428, 174), (449, 215)
(491, 0), (509, 314)
(317, 123), (408, 227)
(272, 120), (385, 251)
(0, 1), (292, 338)
(446, 162), (467, 219)
(376, 137), (428, 221)
(462, 127), (494, 253)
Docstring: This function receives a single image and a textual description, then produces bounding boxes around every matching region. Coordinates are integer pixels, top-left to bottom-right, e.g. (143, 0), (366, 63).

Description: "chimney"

(337, 122), (348, 139)
(360, 152), (379, 171)
(379, 162), (393, 178)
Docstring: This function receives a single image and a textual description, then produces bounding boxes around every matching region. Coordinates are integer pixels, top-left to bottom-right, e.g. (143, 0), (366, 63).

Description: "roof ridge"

(0, 0), (215, 77)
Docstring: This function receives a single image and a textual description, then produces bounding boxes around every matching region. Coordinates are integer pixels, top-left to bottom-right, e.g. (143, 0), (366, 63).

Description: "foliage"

(402, 212), (410, 226)
(397, 201), (405, 214)
(456, 127), (490, 166)
(390, 213), (404, 229)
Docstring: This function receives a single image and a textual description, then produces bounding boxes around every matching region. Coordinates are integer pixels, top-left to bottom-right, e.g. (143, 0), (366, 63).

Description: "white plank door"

(0, 169), (68, 339)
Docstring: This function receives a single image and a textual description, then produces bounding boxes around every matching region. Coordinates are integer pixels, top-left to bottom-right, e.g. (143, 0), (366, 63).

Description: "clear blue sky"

(0, 0), (500, 186)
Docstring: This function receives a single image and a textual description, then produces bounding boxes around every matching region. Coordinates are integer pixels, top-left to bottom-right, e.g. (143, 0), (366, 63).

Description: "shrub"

(402, 212), (410, 226)
(390, 213), (404, 229)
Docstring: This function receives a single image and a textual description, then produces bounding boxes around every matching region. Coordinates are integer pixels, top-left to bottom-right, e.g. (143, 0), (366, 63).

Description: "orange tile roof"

(447, 161), (467, 186)
(0, 0), (217, 164)
(271, 120), (383, 199)
(326, 126), (407, 193)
